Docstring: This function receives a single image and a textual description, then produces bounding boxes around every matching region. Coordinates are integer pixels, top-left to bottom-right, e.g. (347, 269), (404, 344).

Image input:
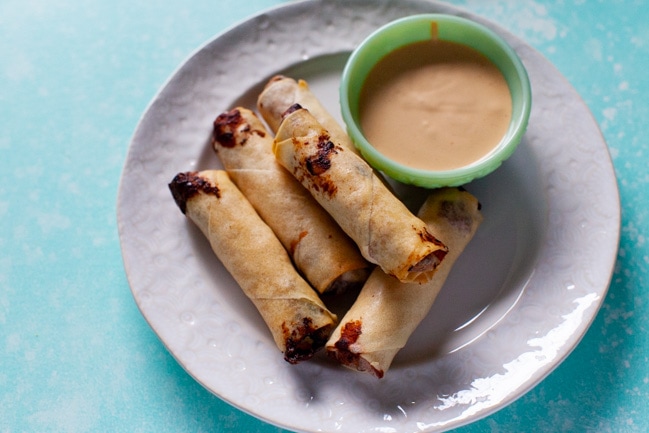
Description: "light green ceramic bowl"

(340, 14), (532, 188)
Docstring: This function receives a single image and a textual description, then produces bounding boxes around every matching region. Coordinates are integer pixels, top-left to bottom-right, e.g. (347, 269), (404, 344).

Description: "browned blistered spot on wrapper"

(306, 135), (338, 175)
(168, 171), (220, 214)
(335, 320), (362, 351)
(303, 133), (341, 198)
(329, 320), (384, 378)
(212, 108), (266, 149)
(289, 230), (309, 255)
(438, 200), (476, 234)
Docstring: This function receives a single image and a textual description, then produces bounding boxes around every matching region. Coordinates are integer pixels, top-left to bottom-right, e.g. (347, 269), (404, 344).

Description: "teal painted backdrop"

(1, 0), (646, 431)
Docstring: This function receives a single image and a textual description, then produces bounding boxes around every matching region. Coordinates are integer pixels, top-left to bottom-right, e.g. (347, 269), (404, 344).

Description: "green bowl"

(340, 14), (532, 188)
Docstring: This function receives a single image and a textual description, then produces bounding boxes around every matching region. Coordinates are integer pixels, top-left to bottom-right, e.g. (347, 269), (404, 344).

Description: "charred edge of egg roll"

(211, 108), (268, 150)
(327, 320), (384, 378)
(169, 171), (221, 214)
(283, 317), (335, 364)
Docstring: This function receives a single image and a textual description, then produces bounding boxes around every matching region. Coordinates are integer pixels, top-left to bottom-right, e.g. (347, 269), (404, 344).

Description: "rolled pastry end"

(326, 320), (385, 379)
(283, 317), (336, 364)
(168, 171), (220, 214)
(403, 231), (449, 283)
(211, 107), (268, 151)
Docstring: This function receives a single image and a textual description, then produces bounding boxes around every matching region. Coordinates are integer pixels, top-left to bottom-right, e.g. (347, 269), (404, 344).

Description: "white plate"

(117, 0), (620, 431)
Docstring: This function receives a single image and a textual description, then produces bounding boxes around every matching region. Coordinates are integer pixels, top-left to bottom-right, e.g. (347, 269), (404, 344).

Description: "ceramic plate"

(117, 0), (620, 431)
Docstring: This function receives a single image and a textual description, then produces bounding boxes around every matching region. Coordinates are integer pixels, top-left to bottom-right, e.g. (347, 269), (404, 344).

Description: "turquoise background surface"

(1, 0), (646, 432)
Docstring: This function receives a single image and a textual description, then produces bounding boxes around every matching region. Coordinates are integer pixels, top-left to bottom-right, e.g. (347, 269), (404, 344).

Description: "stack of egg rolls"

(167, 75), (482, 374)
(211, 107), (370, 294)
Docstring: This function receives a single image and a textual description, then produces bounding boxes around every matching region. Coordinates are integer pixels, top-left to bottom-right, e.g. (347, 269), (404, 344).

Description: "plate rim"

(116, 0), (621, 431)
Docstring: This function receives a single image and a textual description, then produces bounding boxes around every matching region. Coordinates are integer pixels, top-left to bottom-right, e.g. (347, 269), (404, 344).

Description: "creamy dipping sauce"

(359, 39), (512, 171)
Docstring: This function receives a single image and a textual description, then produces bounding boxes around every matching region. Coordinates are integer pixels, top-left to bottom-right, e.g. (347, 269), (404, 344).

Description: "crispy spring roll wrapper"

(326, 188), (483, 378)
(273, 106), (448, 283)
(212, 107), (370, 294)
(168, 169), (337, 364)
(257, 75), (358, 154)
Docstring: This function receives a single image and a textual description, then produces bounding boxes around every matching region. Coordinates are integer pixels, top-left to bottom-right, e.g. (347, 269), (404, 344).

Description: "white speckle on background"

(603, 107), (617, 121)
(459, 0), (558, 43)
(37, 212), (71, 234)
(585, 38), (604, 61)
(27, 393), (99, 433)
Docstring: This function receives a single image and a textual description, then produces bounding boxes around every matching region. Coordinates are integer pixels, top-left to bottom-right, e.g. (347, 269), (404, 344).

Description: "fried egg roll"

(168, 170), (337, 364)
(326, 188), (483, 378)
(211, 107), (370, 294)
(257, 75), (358, 154)
(273, 106), (448, 283)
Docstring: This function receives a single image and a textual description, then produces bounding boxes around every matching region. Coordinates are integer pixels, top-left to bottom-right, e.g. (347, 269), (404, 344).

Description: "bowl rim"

(340, 13), (532, 188)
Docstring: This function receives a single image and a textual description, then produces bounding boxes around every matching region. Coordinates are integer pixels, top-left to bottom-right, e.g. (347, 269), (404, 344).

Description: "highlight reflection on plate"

(117, 1), (620, 432)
